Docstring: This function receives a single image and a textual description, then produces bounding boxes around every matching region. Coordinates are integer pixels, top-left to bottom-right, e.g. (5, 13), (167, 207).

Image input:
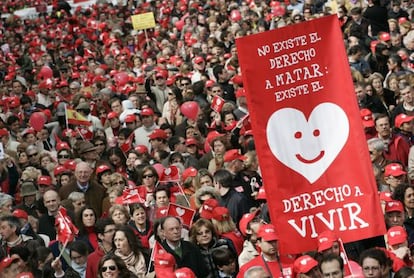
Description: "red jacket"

(85, 246), (106, 278)
(237, 255), (293, 278)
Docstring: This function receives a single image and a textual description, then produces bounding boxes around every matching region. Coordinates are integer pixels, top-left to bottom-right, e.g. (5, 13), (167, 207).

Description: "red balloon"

(114, 72), (129, 87)
(272, 5), (286, 17)
(230, 10), (242, 22)
(39, 66), (53, 79)
(180, 101), (199, 120)
(29, 112), (46, 132)
(175, 20), (184, 31)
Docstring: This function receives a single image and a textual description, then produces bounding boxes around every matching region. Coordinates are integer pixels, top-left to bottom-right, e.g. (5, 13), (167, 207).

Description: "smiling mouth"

(296, 151), (325, 164)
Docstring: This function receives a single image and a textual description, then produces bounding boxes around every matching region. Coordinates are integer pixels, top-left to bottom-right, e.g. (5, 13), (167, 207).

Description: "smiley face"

(266, 103), (349, 183)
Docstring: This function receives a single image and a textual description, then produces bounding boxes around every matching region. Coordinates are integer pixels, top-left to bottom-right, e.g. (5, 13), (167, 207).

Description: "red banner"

(236, 15), (385, 254)
(167, 203), (195, 227)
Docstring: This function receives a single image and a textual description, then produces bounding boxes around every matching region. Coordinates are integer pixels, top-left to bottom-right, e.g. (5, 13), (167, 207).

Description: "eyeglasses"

(143, 174), (154, 179)
(101, 265), (117, 272)
(113, 181), (125, 186)
(28, 153), (38, 158)
(103, 228), (115, 234)
(58, 154), (70, 159)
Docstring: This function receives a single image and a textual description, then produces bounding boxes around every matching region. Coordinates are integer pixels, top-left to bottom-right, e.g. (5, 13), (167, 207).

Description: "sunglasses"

(28, 153), (38, 158)
(143, 174), (154, 179)
(101, 265), (117, 272)
(95, 143), (105, 146)
(58, 155), (70, 159)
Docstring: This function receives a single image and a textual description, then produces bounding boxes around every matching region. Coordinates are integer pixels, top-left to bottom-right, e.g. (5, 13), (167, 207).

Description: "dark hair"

(28, 246), (52, 273)
(113, 225), (147, 258)
(0, 216), (21, 235)
(213, 169), (233, 188)
(153, 185), (171, 200)
(118, 128), (133, 139)
(395, 267), (414, 278)
(320, 253), (344, 272)
(140, 165), (159, 184)
(69, 240), (89, 257)
(6, 115), (20, 126)
(359, 248), (387, 267)
(95, 218), (115, 236)
(129, 203), (147, 215)
(98, 253), (132, 278)
(374, 114), (389, 126)
(168, 136), (184, 151)
(107, 147), (127, 169)
(212, 247), (236, 267)
(392, 183), (413, 205)
(76, 206), (97, 236)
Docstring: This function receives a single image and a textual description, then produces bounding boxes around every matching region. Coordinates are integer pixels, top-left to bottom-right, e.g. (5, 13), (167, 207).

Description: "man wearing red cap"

(149, 70), (169, 114)
(134, 107), (158, 149)
(148, 129), (170, 154)
(383, 163), (407, 192)
(237, 224), (289, 278)
(394, 113), (414, 146)
(384, 201), (406, 229)
(238, 210), (263, 267)
(293, 255), (322, 278)
(386, 226), (412, 271)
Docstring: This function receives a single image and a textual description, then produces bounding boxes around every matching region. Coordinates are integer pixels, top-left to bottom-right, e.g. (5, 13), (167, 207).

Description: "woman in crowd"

(76, 206), (99, 251)
(137, 166), (159, 206)
(110, 204), (130, 226)
(98, 253), (137, 278)
(108, 147), (127, 175)
(113, 225), (148, 277)
(129, 203), (153, 249)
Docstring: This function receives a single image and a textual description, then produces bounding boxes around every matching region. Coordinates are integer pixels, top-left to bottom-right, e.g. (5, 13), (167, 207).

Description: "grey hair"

(244, 266), (269, 278)
(67, 192), (85, 202)
(367, 138), (385, 152)
(0, 193), (13, 208)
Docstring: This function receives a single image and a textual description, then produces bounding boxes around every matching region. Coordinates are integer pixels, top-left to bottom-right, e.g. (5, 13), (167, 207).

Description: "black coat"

(160, 239), (209, 278)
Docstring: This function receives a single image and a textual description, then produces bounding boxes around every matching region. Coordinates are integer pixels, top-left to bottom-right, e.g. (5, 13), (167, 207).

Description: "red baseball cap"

(149, 129), (168, 140)
(256, 187), (267, 200)
(174, 267), (196, 278)
(96, 164), (111, 175)
(135, 145), (148, 154)
(200, 198), (219, 219)
(360, 109), (375, 128)
(182, 167), (198, 182)
(0, 255), (21, 271)
(12, 209), (28, 220)
(317, 230), (338, 252)
(384, 163), (406, 177)
(56, 142), (70, 152)
(37, 176), (52, 186)
(239, 209), (261, 237)
(224, 149), (247, 162)
(257, 224), (279, 241)
(0, 128), (9, 137)
(212, 206), (230, 222)
(124, 114), (136, 123)
(185, 138), (198, 146)
(294, 255), (319, 275)
(107, 111), (118, 120)
(141, 108), (154, 116)
(395, 114), (414, 128)
(193, 56), (205, 64)
(387, 226), (407, 246)
(385, 200), (404, 213)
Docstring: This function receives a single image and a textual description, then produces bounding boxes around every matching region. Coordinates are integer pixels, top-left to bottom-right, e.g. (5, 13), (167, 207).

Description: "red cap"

(185, 138), (198, 146)
(96, 164), (111, 175)
(257, 224), (279, 241)
(148, 129), (168, 140)
(182, 167), (198, 182)
(205, 80), (215, 88)
(154, 250), (176, 278)
(64, 160), (77, 172)
(360, 109), (375, 128)
(235, 88), (246, 98)
(224, 149), (247, 162)
(231, 75), (243, 86)
(385, 200), (404, 213)
(107, 111), (118, 120)
(379, 191), (393, 202)
(124, 114), (136, 123)
(387, 226), (407, 246)
(141, 108), (154, 116)
(9, 97), (20, 108)
(37, 176), (52, 186)
(293, 255), (319, 274)
(207, 131), (224, 145)
(0, 255), (20, 271)
(395, 114), (414, 128)
(155, 70), (168, 79)
(54, 165), (68, 176)
(135, 145), (148, 154)
(16, 273), (34, 278)
(0, 128), (9, 137)
(379, 32), (391, 42)
(212, 206), (230, 221)
(12, 209), (28, 220)
(200, 198), (219, 219)
(317, 230), (338, 252)
(256, 187), (267, 200)
(239, 209), (261, 236)
(193, 56), (205, 64)
(174, 267), (196, 278)
(384, 163), (406, 177)
(56, 142), (70, 152)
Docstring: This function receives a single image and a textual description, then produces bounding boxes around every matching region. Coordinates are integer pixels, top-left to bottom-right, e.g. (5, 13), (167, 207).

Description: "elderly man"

(59, 162), (105, 217)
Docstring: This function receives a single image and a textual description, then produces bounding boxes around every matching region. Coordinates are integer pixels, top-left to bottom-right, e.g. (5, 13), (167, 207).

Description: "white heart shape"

(266, 102), (349, 184)
(164, 167), (171, 175)
(176, 207), (185, 216)
(300, 259), (308, 265)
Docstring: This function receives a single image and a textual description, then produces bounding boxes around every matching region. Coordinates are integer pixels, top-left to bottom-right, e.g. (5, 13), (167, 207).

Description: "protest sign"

(236, 15), (385, 254)
(131, 12), (156, 30)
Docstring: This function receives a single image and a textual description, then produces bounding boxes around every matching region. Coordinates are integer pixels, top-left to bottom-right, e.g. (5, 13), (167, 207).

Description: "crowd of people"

(0, 0), (413, 277)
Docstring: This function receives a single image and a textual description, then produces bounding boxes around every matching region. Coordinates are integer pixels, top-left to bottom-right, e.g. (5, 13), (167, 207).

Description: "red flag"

(167, 203), (195, 227)
(159, 166), (180, 183)
(120, 132), (135, 153)
(66, 108), (92, 126)
(121, 188), (144, 204)
(236, 15), (385, 254)
(76, 127), (93, 140)
(211, 95), (225, 113)
(55, 207), (78, 244)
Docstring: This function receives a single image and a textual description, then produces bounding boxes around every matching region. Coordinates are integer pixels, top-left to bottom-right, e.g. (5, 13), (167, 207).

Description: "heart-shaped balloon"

(180, 101), (199, 120)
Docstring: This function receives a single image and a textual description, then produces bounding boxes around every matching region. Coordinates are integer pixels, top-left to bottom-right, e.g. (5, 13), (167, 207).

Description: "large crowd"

(0, 0), (413, 277)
